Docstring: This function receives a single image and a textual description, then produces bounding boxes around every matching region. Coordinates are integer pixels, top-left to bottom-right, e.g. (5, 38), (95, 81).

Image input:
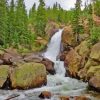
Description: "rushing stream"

(0, 29), (99, 100)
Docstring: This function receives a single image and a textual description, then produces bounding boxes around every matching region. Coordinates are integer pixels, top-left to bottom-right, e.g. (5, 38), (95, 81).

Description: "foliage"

(34, 0), (47, 37)
(94, 0), (100, 16)
(0, 0), (100, 52)
(90, 27), (100, 44)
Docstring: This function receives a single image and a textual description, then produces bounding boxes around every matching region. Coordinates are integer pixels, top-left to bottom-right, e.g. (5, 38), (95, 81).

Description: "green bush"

(90, 27), (100, 44)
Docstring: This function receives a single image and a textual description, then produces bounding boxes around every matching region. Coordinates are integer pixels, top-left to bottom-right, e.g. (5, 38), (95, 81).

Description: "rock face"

(61, 28), (100, 91)
(0, 65), (9, 88)
(62, 26), (75, 48)
(10, 62), (47, 89)
(65, 48), (82, 77)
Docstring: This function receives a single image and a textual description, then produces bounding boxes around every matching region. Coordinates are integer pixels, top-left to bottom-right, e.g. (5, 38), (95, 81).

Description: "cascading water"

(44, 29), (66, 76)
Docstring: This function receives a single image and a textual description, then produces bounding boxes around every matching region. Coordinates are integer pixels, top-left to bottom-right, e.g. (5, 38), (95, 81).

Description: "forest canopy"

(0, 0), (100, 52)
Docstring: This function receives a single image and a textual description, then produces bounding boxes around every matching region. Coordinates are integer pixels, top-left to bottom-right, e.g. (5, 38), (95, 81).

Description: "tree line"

(0, 0), (100, 50)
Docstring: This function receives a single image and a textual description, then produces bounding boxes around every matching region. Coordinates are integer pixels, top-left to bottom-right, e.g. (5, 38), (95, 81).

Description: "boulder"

(23, 53), (43, 63)
(10, 62), (47, 89)
(2, 48), (23, 65)
(42, 58), (55, 75)
(0, 65), (9, 88)
(39, 91), (52, 99)
(62, 26), (75, 47)
(89, 76), (100, 92)
(90, 42), (100, 61)
(65, 48), (82, 77)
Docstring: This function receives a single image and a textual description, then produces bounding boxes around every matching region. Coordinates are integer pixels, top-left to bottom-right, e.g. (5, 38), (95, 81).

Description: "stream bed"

(0, 29), (99, 100)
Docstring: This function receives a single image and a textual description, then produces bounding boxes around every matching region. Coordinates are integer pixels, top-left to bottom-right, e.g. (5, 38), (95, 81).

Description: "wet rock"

(59, 96), (70, 100)
(59, 51), (68, 61)
(42, 58), (55, 75)
(90, 42), (100, 61)
(62, 26), (75, 47)
(10, 62), (47, 89)
(2, 48), (23, 65)
(74, 96), (90, 100)
(39, 91), (52, 99)
(45, 21), (59, 39)
(23, 53), (43, 63)
(65, 48), (82, 77)
(0, 65), (9, 88)
(89, 76), (100, 92)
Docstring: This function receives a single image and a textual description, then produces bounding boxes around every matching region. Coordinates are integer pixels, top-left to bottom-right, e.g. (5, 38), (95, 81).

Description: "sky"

(9, 0), (91, 11)
(25, 0), (91, 11)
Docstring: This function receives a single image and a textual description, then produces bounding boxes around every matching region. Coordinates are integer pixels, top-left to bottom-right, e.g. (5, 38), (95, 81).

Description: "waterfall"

(0, 29), (88, 100)
(43, 29), (66, 76)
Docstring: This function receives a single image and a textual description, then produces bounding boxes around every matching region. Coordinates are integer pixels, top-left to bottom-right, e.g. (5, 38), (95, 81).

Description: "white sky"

(9, 0), (91, 11)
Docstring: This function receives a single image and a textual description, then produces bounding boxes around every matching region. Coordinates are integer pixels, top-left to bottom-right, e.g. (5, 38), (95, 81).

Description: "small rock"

(59, 96), (70, 100)
(89, 76), (100, 92)
(74, 96), (90, 100)
(39, 91), (52, 99)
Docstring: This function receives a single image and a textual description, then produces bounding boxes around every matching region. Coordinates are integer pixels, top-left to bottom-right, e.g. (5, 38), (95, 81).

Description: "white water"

(0, 29), (89, 100)
(44, 29), (66, 76)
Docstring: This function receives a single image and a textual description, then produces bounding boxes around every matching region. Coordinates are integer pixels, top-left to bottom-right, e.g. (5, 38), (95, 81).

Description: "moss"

(0, 65), (9, 87)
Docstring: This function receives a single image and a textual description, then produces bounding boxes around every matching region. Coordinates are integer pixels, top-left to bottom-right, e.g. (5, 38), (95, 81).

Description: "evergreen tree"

(35, 0), (47, 37)
(7, 0), (15, 45)
(72, 0), (82, 42)
(29, 3), (36, 24)
(15, 0), (28, 46)
(94, 0), (100, 16)
(0, 0), (8, 46)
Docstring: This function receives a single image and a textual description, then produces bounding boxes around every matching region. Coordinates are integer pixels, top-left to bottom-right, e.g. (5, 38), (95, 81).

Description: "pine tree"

(15, 0), (28, 46)
(72, 0), (82, 42)
(94, 0), (100, 16)
(7, 0), (15, 45)
(29, 3), (36, 25)
(0, 0), (8, 46)
(35, 0), (47, 37)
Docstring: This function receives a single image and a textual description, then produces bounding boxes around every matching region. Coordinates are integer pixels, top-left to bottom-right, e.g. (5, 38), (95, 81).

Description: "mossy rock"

(87, 65), (100, 79)
(10, 62), (47, 89)
(90, 42), (100, 61)
(0, 65), (9, 88)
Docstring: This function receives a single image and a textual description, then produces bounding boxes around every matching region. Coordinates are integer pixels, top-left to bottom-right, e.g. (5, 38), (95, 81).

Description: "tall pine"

(35, 0), (47, 37)
(72, 0), (82, 42)
(15, 0), (28, 46)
